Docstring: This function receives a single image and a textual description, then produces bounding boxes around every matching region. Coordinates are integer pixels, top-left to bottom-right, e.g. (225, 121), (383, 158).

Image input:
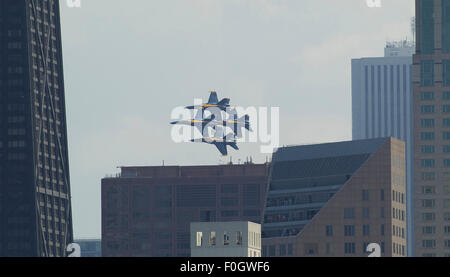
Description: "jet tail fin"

(208, 91), (219, 105)
(218, 98), (230, 106)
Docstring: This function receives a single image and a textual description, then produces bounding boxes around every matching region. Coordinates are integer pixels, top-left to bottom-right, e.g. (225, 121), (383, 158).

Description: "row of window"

(195, 231), (261, 248)
(420, 104), (450, 113)
(422, 212), (450, 221)
(420, 131), (450, 141)
(326, 224), (387, 237)
(421, 118), (450, 128)
(421, 158), (450, 168)
(421, 172), (450, 182)
(420, 199), (450, 209)
(420, 145), (450, 153)
(421, 225), (450, 235)
(420, 91), (450, 101)
(422, 239), (450, 249)
(420, 60), (450, 86)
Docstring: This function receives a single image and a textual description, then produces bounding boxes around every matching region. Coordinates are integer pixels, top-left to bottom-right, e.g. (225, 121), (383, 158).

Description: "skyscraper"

(352, 41), (414, 255)
(0, 0), (73, 257)
(262, 138), (407, 257)
(413, 0), (450, 257)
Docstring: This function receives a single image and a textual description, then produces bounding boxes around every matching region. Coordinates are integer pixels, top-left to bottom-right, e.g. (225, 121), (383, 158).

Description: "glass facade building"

(0, 0), (73, 257)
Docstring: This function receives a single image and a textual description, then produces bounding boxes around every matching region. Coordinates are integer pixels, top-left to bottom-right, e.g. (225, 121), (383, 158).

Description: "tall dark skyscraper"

(0, 0), (73, 257)
(414, 0), (450, 257)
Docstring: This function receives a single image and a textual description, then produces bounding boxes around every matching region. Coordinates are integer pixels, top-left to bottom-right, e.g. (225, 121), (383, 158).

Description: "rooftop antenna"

(411, 16), (416, 44)
(162, 160), (165, 166)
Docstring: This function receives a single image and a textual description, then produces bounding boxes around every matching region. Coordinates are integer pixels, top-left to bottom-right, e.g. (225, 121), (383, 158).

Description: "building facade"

(262, 138), (407, 257)
(101, 164), (269, 257)
(352, 42), (414, 255)
(0, 0), (73, 257)
(190, 221), (261, 257)
(413, 0), (450, 257)
(74, 239), (102, 257)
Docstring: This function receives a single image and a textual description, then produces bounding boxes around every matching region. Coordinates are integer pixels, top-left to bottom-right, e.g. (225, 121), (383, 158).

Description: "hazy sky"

(59, 0), (415, 239)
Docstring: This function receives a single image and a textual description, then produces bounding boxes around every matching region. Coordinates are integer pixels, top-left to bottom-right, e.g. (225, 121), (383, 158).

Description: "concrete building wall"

(101, 164), (269, 257)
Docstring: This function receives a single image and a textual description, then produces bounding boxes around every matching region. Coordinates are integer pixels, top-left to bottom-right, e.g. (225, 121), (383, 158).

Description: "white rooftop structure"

(190, 221), (261, 257)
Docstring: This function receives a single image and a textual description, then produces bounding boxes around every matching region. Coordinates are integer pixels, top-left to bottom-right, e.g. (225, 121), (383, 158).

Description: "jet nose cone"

(170, 121), (178, 125)
(185, 105), (195, 110)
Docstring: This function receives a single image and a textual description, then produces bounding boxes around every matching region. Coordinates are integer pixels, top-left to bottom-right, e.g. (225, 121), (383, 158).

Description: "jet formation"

(171, 91), (252, 156)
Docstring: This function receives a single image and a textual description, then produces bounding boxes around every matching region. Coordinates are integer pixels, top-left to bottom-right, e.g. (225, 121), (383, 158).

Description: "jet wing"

(214, 142), (228, 156)
(208, 91), (219, 105)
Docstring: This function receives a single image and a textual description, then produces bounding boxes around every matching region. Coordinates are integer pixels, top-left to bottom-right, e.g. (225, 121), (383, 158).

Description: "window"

(444, 118), (450, 127)
(444, 146), (450, 153)
(421, 60), (434, 86)
(344, 225), (355, 237)
(421, 145), (435, 153)
(196, 232), (203, 247)
(421, 105), (435, 114)
(344, 243), (356, 254)
(210, 232), (216, 246)
(422, 186), (436, 195)
(421, 119), (435, 128)
(381, 224), (385, 236)
(422, 240), (436, 249)
(422, 226), (436, 235)
(444, 91), (450, 100)
(421, 132), (435, 141)
(421, 91), (434, 100)
(279, 244), (286, 257)
(422, 199), (435, 208)
(287, 244), (293, 255)
(444, 60), (450, 86)
(445, 226), (450, 234)
(362, 190), (369, 201)
(223, 232), (230, 246)
(422, 0), (435, 52)
(421, 159), (436, 168)
(344, 208), (355, 219)
(326, 225), (333, 237)
(422, 212), (436, 221)
(445, 240), (450, 248)
(444, 132), (450, 140)
(268, 245), (275, 257)
(445, 159), (450, 168)
(363, 225), (370, 236)
(380, 189), (385, 201)
(444, 105), (450, 113)
(236, 231), (242, 245)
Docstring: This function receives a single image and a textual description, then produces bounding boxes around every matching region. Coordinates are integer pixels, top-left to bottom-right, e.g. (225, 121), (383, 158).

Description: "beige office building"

(262, 138), (407, 257)
(413, 0), (450, 257)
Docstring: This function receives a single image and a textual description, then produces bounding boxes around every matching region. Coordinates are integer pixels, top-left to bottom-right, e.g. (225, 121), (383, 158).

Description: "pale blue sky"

(59, 0), (415, 239)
